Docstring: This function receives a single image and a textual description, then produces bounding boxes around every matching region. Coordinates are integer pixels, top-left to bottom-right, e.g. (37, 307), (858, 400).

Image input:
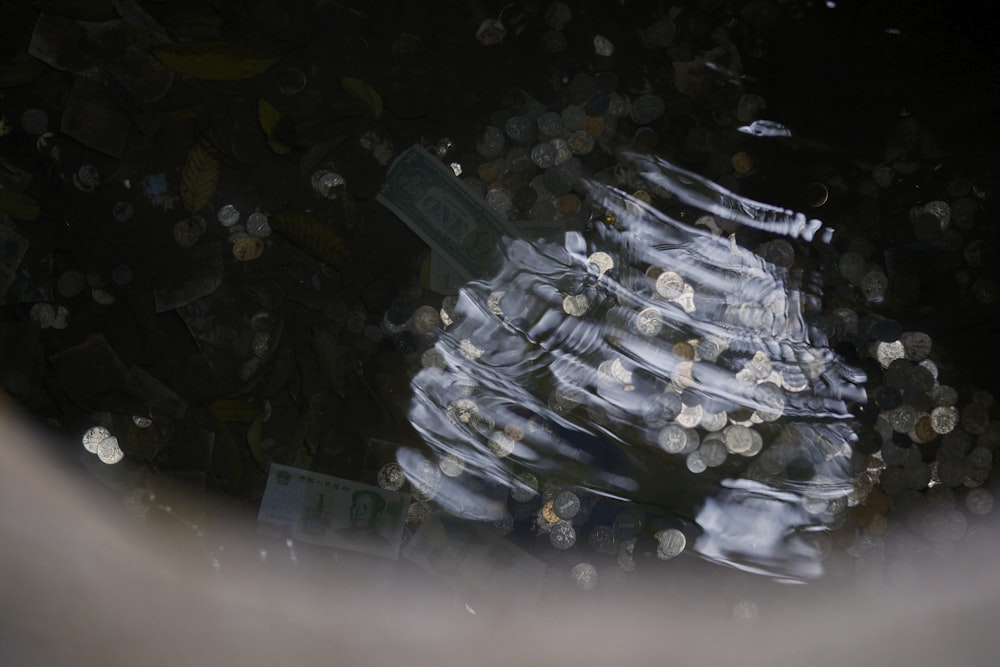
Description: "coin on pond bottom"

(233, 236), (264, 261)
(656, 528), (686, 559)
(550, 521), (577, 549)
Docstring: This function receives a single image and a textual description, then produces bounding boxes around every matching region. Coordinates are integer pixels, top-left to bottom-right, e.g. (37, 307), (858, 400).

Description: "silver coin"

(876, 340), (906, 369)
(655, 271), (683, 299)
(965, 488), (994, 515)
(566, 130), (594, 155)
(930, 406), (959, 434)
(446, 399), (478, 426)
(97, 436), (124, 464)
(438, 453), (465, 478)
(420, 348), (446, 369)
(29, 303), (55, 328)
(588, 525), (617, 555)
(504, 115), (534, 143)
(656, 528), (686, 559)
(549, 521), (577, 549)
(487, 431), (516, 458)
(593, 34), (614, 56)
(563, 293), (590, 317)
(635, 307), (663, 336)
(468, 411), (495, 436)
(538, 113), (565, 140)
(686, 450), (707, 473)
(82, 425), (111, 453)
(92, 288), (116, 305)
(410, 459), (442, 500)
(676, 403), (703, 429)
(411, 305), (439, 335)
(459, 338), (484, 360)
(617, 539), (637, 572)
(700, 439), (728, 467)
(586, 251), (614, 276)
(724, 424), (754, 454)
(570, 562), (599, 590)
(553, 491), (581, 520)
(530, 142), (557, 168)
(700, 410), (727, 432)
(486, 291), (506, 317)
(377, 462), (405, 491)
(510, 473), (538, 502)
(658, 424), (688, 454)
(217, 204), (240, 227)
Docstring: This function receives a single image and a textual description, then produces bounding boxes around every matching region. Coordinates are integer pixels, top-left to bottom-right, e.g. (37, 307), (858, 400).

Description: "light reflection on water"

(402, 152), (870, 580)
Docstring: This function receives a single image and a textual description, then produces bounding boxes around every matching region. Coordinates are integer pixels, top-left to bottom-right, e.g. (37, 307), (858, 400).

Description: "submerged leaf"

(179, 142), (220, 213)
(0, 188), (41, 221)
(340, 76), (383, 118)
(257, 98), (292, 154)
(153, 42), (281, 80)
(270, 210), (346, 266)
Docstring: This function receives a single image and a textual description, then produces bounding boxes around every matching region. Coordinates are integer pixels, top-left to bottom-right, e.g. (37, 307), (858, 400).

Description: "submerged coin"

(97, 436), (124, 464)
(488, 431), (516, 458)
(635, 307), (663, 336)
(377, 462), (406, 490)
(30, 303), (55, 328)
(586, 251), (614, 276)
(570, 562), (599, 590)
(724, 424), (754, 455)
(486, 291), (506, 317)
(511, 473), (539, 502)
(553, 491), (581, 520)
(233, 236), (264, 261)
(563, 293), (591, 316)
(588, 525), (617, 555)
(82, 426), (111, 454)
(655, 271), (683, 299)
(438, 454), (465, 477)
(446, 399), (479, 426)
(411, 306), (439, 335)
(550, 521), (577, 549)
(656, 528), (686, 559)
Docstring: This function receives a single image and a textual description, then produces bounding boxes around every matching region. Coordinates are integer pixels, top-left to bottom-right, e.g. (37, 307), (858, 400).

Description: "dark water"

(1, 0), (999, 593)
(403, 154), (868, 578)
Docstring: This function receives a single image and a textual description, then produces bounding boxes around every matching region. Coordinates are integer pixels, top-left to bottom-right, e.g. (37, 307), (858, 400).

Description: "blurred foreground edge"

(1, 390), (997, 666)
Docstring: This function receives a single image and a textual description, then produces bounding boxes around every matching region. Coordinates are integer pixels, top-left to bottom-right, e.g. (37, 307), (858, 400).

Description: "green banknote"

(378, 145), (519, 282)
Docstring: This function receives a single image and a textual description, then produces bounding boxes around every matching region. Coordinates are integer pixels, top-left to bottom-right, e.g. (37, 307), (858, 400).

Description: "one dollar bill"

(378, 145), (519, 283)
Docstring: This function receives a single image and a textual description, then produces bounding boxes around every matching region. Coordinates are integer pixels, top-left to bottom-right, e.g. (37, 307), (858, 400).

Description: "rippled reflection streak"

(404, 153), (869, 577)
